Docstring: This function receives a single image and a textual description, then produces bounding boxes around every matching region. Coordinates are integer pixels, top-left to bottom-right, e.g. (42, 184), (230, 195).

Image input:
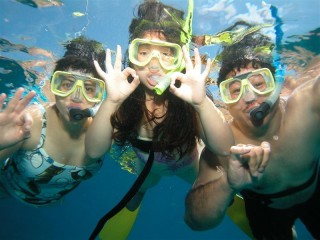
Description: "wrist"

(193, 96), (210, 112)
(102, 99), (122, 110)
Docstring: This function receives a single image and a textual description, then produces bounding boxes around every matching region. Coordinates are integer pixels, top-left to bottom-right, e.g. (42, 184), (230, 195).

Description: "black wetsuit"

(241, 162), (320, 240)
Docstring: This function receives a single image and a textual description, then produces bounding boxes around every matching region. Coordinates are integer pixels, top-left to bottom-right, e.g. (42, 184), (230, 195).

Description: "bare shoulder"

(286, 76), (320, 114)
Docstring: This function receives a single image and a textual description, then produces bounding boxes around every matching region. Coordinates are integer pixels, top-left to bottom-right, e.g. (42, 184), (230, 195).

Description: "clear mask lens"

(128, 38), (183, 71)
(51, 71), (105, 103)
(220, 68), (275, 104)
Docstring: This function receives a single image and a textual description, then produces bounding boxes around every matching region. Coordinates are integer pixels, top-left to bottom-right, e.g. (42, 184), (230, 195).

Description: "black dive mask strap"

(89, 149), (155, 240)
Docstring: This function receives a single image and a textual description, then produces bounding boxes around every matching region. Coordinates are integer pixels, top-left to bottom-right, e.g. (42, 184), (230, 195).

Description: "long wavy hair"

(111, 0), (200, 159)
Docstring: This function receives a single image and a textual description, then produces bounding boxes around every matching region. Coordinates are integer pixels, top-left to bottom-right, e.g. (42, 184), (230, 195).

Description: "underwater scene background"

(0, 0), (319, 239)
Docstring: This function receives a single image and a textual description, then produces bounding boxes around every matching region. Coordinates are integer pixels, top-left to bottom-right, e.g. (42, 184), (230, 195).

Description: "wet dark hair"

(111, 1), (200, 158)
(217, 21), (276, 86)
(53, 36), (105, 78)
(128, 0), (185, 45)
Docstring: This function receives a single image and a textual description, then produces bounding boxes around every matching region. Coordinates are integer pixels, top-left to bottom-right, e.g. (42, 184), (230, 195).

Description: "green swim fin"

(227, 194), (254, 239)
(98, 205), (141, 240)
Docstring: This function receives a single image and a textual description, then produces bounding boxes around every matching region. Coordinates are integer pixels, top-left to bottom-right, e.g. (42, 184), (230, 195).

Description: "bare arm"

(170, 46), (234, 155)
(85, 46), (140, 159)
(194, 96), (233, 155)
(184, 148), (236, 230)
(185, 142), (270, 230)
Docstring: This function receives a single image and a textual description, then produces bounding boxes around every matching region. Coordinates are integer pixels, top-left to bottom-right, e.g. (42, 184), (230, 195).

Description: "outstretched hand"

(94, 45), (140, 104)
(169, 46), (211, 106)
(0, 88), (36, 150)
(227, 141), (271, 191)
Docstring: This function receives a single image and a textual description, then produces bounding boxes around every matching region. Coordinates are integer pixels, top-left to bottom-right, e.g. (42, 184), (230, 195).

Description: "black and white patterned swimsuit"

(0, 106), (102, 206)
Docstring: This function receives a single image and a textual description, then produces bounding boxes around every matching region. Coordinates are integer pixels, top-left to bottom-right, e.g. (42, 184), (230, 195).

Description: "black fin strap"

(89, 150), (155, 240)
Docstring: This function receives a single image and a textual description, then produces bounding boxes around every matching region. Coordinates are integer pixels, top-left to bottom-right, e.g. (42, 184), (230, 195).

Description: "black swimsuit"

(241, 161), (319, 205)
(241, 160), (320, 240)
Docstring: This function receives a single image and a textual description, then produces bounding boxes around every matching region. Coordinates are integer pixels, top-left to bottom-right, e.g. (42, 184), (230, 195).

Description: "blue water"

(0, 0), (319, 239)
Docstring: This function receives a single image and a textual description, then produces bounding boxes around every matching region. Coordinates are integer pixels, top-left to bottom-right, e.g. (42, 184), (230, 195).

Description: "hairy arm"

(185, 142), (270, 230)
(185, 148), (236, 230)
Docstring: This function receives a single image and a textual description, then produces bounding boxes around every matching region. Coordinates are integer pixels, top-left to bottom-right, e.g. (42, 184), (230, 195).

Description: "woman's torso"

(0, 104), (102, 206)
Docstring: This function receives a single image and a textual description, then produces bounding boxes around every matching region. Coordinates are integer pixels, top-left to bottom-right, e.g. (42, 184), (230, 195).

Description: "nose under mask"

(71, 87), (83, 101)
(242, 86), (257, 102)
(148, 62), (161, 71)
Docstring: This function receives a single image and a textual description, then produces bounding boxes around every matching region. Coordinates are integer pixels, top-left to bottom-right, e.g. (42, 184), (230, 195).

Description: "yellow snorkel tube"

(153, 0), (194, 95)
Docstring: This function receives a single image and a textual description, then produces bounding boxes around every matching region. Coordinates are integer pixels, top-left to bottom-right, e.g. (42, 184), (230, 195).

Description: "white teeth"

(150, 75), (161, 83)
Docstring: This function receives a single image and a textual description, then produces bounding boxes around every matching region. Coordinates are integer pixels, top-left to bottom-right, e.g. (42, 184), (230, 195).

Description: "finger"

(114, 45), (122, 70)
(182, 45), (192, 72)
(202, 58), (211, 79)
(130, 75), (140, 88)
(230, 145), (252, 155)
(105, 49), (113, 72)
(14, 91), (36, 113)
(122, 67), (137, 79)
(193, 48), (201, 72)
(247, 147), (262, 175)
(169, 73), (184, 95)
(0, 93), (6, 110)
(261, 141), (271, 149)
(94, 60), (106, 80)
(21, 112), (33, 133)
(236, 144), (246, 147)
(6, 88), (24, 113)
(258, 142), (271, 172)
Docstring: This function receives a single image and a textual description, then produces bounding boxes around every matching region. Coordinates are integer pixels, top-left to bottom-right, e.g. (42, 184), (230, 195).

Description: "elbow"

(184, 211), (223, 231)
(184, 209), (223, 231)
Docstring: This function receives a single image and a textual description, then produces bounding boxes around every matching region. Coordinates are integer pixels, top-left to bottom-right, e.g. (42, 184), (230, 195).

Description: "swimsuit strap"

(242, 160), (319, 203)
(130, 138), (152, 153)
(130, 138), (163, 153)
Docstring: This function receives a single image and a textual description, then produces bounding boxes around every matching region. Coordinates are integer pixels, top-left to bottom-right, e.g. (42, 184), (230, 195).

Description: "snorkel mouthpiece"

(249, 102), (271, 126)
(69, 103), (101, 121)
(69, 108), (94, 121)
(153, 75), (171, 95)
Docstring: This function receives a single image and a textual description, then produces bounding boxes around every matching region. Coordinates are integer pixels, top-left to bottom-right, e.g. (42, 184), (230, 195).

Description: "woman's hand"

(94, 45), (140, 104)
(0, 88), (36, 150)
(169, 46), (211, 106)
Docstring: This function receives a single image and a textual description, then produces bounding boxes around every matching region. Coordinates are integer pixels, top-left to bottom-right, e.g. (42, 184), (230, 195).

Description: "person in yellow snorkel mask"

(185, 20), (320, 240)
(0, 36), (106, 206)
(85, 0), (237, 239)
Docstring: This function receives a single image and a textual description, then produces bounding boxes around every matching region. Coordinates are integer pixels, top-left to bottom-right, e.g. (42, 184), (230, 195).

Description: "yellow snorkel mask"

(128, 38), (184, 71)
(220, 68), (276, 104)
(137, 0), (194, 95)
(51, 71), (105, 103)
